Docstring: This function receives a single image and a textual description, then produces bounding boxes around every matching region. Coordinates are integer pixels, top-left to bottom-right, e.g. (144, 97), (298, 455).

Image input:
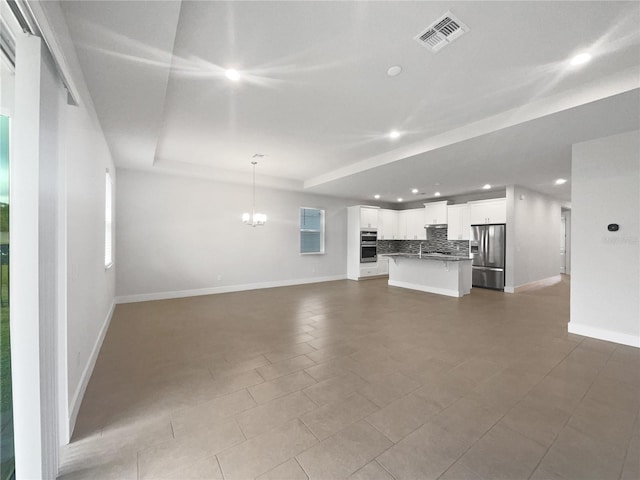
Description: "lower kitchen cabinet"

(359, 257), (389, 278)
(377, 256), (389, 275)
(359, 264), (379, 277)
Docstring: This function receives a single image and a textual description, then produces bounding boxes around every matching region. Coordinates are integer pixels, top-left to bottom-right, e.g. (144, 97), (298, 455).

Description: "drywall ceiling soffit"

(59, 1), (640, 200)
(60, 0), (183, 169)
(304, 89), (640, 203)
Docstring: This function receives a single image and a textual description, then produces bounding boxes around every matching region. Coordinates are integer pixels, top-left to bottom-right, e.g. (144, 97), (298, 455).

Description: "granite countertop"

(381, 253), (472, 262)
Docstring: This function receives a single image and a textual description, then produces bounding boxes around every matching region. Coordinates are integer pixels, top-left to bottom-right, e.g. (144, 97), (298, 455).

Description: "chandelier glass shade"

(243, 161), (267, 227)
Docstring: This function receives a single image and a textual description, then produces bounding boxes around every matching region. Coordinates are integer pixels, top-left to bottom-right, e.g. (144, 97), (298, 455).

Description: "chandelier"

(242, 160), (267, 227)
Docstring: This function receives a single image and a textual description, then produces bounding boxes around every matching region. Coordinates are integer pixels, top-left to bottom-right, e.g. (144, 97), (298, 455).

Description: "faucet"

(419, 242), (426, 258)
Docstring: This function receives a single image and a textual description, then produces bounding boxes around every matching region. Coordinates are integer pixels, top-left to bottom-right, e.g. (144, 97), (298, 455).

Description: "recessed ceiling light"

(397, 198), (403, 202)
(434, 192), (441, 197)
(570, 52), (591, 67)
(389, 130), (401, 139)
(482, 184), (492, 190)
(387, 65), (402, 77)
(374, 194), (381, 199)
(225, 69), (240, 81)
(411, 188), (419, 194)
(555, 178), (567, 185)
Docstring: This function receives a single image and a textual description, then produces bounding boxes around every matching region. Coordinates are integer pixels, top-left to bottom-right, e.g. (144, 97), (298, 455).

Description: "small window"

(300, 207), (324, 255)
(105, 170), (113, 268)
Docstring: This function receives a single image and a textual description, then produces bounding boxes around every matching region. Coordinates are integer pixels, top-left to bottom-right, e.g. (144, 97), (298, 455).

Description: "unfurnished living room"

(1, 1), (639, 479)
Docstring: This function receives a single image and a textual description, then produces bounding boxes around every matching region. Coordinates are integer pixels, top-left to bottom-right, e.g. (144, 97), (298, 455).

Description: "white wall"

(505, 185), (562, 291)
(65, 97), (117, 435)
(570, 130), (639, 347)
(116, 169), (352, 301)
(561, 210), (571, 275)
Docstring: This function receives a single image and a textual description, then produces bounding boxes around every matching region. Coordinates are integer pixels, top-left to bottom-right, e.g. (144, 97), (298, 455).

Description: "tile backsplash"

(378, 228), (469, 256)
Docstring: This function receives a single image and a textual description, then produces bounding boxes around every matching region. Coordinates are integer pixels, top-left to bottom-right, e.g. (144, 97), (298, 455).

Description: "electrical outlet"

(217, 274), (222, 281)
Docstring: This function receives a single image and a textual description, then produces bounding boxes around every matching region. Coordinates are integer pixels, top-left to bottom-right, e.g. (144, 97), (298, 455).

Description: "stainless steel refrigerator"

(470, 224), (506, 290)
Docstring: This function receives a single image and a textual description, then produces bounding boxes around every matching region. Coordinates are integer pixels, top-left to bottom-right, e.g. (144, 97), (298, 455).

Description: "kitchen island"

(383, 253), (473, 298)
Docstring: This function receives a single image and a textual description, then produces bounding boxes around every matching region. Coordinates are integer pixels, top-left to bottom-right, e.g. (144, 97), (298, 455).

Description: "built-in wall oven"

(360, 230), (377, 263)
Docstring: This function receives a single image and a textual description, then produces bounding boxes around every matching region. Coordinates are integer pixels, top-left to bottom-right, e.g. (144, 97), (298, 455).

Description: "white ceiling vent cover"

(415, 11), (469, 53)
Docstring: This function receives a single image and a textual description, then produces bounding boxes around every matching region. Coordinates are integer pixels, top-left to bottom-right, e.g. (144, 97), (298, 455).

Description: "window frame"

(299, 207), (325, 255)
(104, 169), (113, 268)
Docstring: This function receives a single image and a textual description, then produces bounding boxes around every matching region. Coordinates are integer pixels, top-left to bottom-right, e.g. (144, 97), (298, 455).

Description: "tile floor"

(59, 276), (640, 480)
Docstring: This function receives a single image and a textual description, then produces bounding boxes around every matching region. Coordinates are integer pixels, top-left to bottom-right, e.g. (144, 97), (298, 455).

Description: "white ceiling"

(59, 1), (640, 203)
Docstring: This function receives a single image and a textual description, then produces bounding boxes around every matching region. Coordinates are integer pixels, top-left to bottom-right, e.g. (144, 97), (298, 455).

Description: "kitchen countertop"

(381, 253), (472, 262)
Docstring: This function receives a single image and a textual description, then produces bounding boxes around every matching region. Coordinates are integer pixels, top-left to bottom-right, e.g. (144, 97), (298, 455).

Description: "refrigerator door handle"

(472, 266), (504, 272)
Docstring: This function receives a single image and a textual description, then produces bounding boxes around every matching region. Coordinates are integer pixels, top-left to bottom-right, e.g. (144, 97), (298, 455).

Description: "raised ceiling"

(59, 1), (640, 202)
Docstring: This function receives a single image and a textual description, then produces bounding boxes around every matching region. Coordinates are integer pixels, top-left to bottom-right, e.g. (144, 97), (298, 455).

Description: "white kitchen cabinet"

(377, 256), (389, 275)
(359, 264), (379, 277)
(397, 208), (427, 240)
(378, 209), (398, 240)
(447, 204), (471, 240)
(469, 198), (506, 224)
(424, 201), (448, 225)
(397, 209), (425, 240)
(406, 208), (427, 240)
(360, 207), (379, 229)
(397, 210), (409, 240)
(348, 205), (383, 280)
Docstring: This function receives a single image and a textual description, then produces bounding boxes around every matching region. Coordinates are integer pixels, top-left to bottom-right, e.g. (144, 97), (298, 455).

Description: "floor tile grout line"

(254, 367), (267, 383)
(293, 456), (310, 480)
(362, 417), (398, 445)
(298, 415), (322, 443)
(300, 388), (322, 408)
(373, 442), (401, 479)
(215, 454), (226, 480)
(374, 459), (399, 480)
(233, 416), (249, 442)
(245, 386), (260, 407)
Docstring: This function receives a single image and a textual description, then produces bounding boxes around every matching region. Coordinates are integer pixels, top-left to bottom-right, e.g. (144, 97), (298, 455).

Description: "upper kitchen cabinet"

(424, 201), (449, 225)
(378, 209), (398, 240)
(405, 208), (427, 240)
(447, 204), (471, 240)
(396, 210), (409, 240)
(360, 207), (379, 229)
(469, 198), (507, 224)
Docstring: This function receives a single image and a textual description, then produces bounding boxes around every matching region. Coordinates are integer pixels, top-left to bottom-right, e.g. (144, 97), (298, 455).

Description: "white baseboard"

(388, 280), (464, 298)
(568, 323), (640, 348)
(504, 275), (562, 294)
(68, 301), (116, 437)
(115, 275), (348, 304)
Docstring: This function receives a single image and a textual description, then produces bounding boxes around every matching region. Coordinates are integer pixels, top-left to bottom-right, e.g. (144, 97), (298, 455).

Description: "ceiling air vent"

(415, 11), (469, 53)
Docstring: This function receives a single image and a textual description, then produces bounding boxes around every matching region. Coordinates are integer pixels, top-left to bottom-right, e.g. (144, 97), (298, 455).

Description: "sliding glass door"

(0, 113), (12, 479)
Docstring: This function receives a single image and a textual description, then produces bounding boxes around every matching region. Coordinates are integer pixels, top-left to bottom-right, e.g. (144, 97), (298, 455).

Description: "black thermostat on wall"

(607, 223), (619, 232)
